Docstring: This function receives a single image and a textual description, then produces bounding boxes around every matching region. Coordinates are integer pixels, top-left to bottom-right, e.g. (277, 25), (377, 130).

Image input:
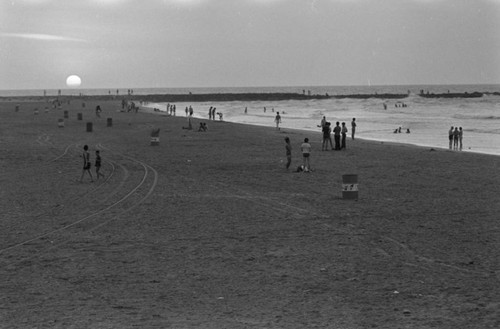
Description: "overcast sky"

(1, 0), (499, 90)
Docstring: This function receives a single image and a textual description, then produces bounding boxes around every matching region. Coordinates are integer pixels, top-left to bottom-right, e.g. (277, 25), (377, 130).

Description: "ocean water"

(139, 84), (500, 156)
(2, 84), (499, 156)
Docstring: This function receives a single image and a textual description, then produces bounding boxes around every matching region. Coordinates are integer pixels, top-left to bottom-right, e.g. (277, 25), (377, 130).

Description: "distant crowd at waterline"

(141, 101), (469, 155)
(17, 99), (469, 156)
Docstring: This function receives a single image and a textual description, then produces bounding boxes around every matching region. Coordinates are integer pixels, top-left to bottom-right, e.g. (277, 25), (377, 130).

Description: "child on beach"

(275, 112), (282, 130)
(301, 138), (311, 172)
(95, 150), (104, 179)
(80, 145), (94, 182)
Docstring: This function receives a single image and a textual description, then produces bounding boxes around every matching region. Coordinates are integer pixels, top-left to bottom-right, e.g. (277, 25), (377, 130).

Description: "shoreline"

(2, 93), (497, 158)
(140, 104), (500, 158)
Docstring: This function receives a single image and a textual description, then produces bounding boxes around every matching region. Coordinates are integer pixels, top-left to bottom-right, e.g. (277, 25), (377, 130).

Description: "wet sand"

(1, 98), (499, 328)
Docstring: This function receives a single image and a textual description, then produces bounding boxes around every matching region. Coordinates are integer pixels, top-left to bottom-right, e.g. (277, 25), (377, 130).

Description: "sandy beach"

(1, 98), (499, 328)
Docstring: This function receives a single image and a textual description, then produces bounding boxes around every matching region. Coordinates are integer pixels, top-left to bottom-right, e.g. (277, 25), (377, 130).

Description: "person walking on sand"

(275, 112), (282, 130)
(322, 122), (333, 151)
(333, 121), (341, 150)
(80, 145), (93, 182)
(285, 137), (292, 170)
(341, 122), (348, 149)
(95, 150), (104, 179)
(448, 126), (454, 150)
(301, 138), (312, 172)
(459, 127), (463, 151)
(351, 118), (357, 140)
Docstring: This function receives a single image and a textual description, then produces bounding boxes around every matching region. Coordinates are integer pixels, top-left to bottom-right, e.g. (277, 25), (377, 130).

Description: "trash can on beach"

(107, 118), (113, 127)
(77, 113), (83, 120)
(342, 174), (358, 200)
(64, 110), (68, 119)
(86, 122), (93, 132)
(150, 128), (160, 146)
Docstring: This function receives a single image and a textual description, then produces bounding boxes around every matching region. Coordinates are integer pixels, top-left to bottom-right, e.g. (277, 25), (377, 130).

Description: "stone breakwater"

(2, 90), (496, 103)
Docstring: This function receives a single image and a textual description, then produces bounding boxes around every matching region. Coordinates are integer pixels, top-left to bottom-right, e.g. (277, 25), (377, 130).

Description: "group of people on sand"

(284, 137), (312, 173)
(80, 145), (105, 183)
(166, 103), (177, 116)
(208, 106), (223, 121)
(283, 117), (358, 173)
(448, 126), (464, 151)
(319, 116), (356, 151)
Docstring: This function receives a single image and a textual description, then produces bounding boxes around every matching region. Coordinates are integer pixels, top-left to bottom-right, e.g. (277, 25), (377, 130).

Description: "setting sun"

(66, 75), (82, 87)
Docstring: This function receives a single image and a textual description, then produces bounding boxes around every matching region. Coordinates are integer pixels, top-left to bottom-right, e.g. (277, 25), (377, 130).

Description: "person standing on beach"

(80, 145), (93, 182)
(459, 127), (463, 151)
(212, 107), (216, 120)
(285, 137), (292, 170)
(333, 121), (342, 150)
(319, 116), (327, 129)
(208, 106), (213, 120)
(351, 118), (356, 140)
(448, 126), (454, 149)
(341, 122), (348, 149)
(453, 127), (459, 150)
(95, 150), (104, 179)
(275, 112), (282, 130)
(301, 138), (312, 172)
(322, 122), (333, 151)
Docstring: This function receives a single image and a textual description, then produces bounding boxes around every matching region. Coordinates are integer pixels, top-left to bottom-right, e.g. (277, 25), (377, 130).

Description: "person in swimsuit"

(275, 112), (282, 130)
(301, 138), (312, 172)
(95, 150), (104, 179)
(80, 145), (94, 182)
